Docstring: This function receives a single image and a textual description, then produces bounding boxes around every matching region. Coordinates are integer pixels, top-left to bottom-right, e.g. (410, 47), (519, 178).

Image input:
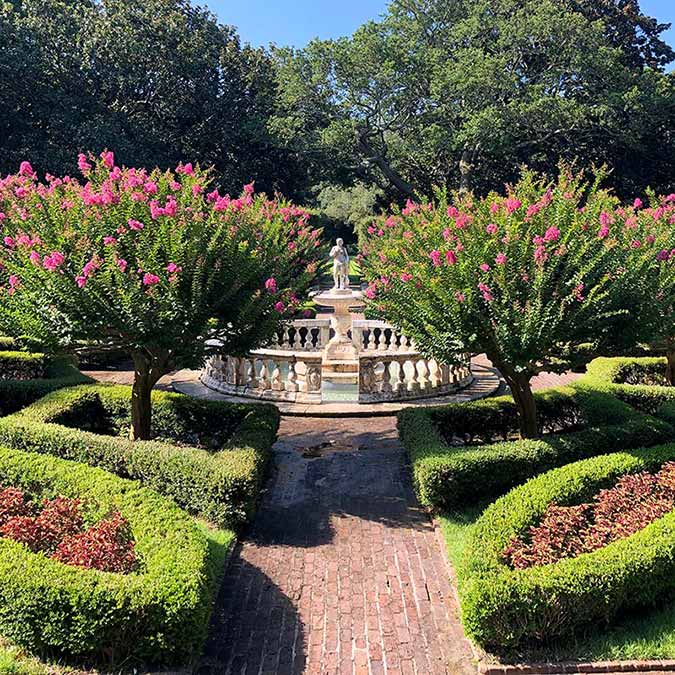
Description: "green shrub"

(0, 351), (45, 381)
(0, 384), (278, 529)
(0, 356), (91, 416)
(582, 356), (675, 416)
(398, 386), (674, 510)
(459, 444), (675, 648)
(0, 337), (16, 351)
(0, 445), (233, 665)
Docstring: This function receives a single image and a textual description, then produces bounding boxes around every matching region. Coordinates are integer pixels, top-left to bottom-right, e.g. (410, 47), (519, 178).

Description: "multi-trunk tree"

(0, 152), (323, 439)
(360, 167), (664, 438)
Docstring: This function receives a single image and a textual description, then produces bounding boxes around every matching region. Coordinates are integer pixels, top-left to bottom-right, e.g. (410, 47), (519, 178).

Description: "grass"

(439, 507), (675, 664)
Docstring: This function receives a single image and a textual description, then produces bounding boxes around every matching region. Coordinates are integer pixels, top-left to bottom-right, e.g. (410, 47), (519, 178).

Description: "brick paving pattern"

(198, 417), (475, 674)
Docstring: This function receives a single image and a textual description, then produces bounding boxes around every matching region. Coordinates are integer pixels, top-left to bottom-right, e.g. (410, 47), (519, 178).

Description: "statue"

(329, 238), (350, 291)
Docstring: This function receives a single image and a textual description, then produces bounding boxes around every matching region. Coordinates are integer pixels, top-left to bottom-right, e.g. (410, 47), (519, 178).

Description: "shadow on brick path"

(198, 417), (475, 674)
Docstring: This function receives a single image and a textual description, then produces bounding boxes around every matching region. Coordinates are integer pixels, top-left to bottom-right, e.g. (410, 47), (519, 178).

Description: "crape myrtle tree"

(624, 193), (675, 383)
(360, 168), (659, 438)
(0, 152), (323, 439)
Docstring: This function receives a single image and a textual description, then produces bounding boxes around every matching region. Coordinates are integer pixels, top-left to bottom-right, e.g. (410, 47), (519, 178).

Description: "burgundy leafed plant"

(503, 462), (675, 569)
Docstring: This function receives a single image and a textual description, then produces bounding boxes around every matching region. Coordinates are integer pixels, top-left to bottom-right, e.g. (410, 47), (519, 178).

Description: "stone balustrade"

(201, 317), (473, 405)
(201, 350), (323, 404)
(358, 353), (472, 403)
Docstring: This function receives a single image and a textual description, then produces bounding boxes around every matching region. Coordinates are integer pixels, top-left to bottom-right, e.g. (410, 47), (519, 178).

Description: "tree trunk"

(666, 340), (675, 386)
(458, 147), (473, 194)
(501, 369), (539, 439)
(129, 351), (167, 441)
(356, 128), (418, 200)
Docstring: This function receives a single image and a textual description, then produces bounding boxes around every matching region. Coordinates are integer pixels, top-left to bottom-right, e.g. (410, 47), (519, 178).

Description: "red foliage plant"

(0, 486), (137, 573)
(503, 462), (675, 569)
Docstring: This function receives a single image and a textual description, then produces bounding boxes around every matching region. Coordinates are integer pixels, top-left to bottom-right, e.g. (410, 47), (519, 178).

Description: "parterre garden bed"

(400, 356), (675, 665)
(0, 353), (279, 670)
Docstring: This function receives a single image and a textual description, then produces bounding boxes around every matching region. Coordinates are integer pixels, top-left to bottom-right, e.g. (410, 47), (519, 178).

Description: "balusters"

(377, 328), (387, 352)
(395, 360), (407, 393)
(271, 361), (283, 391)
(367, 330), (376, 351)
(399, 334), (409, 352)
(381, 361), (393, 394)
(258, 360), (271, 390)
(409, 359), (421, 392)
(247, 358), (258, 389)
(417, 359), (430, 390)
(429, 359), (441, 388)
(286, 359), (299, 392)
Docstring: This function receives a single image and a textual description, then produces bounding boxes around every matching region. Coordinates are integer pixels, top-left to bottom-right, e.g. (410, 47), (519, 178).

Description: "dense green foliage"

(459, 445), (675, 648)
(0, 445), (233, 664)
(275, 0), (674, 201)
(398, 386), (673, 510)
(0, 351), (45, 380)
(0, 384), (278, 529)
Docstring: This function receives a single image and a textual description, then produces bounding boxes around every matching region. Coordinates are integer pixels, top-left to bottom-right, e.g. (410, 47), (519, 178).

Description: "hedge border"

(0, 445), (233, 665)
(398, 385), (674, 511)
(0, 355), (92, 416)
(0, 383), (279, 529)
(459, 444), (675, 649)
(581, 356), (675, 417)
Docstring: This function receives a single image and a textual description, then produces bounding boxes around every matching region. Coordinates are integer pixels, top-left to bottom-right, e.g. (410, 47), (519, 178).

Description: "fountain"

(199, 240), (476, 406)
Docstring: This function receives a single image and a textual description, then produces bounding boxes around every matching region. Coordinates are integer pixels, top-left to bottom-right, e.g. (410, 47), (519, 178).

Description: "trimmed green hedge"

(0, 445), (233, 664)
(459, 444), (675, 648)
(0, 356), (91, 416)
(582, 356), (675, 417)
(398, 386), (674, 511)
(0, 351), (46, 381)
(0, 384), (278, 529)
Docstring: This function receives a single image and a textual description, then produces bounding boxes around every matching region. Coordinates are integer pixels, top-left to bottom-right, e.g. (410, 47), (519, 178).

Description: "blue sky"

(206, 0), (674, 51)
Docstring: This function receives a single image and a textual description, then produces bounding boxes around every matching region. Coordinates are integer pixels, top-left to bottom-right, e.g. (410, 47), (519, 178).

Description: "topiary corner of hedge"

(0, 445), (233, 666)
(398, 385), (675, 511)
(458, 444), (675, 649)
(0, 384), (280, 530)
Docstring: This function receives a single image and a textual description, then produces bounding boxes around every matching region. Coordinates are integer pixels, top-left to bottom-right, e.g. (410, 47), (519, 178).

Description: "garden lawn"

(440, 509), (675, 663)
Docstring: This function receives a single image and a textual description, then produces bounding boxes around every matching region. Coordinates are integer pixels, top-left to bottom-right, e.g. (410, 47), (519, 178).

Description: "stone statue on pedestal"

(329, 238), (350, 291)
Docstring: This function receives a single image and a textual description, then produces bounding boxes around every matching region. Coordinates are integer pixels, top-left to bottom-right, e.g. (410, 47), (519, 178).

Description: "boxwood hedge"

(459, 444), (675, 648)
(398, 386), (674, 510)
(0, 445), (233, 664)
(0, 384), (279, 529)
(582, 356), (675, 417)
(0, 355), (91, 416)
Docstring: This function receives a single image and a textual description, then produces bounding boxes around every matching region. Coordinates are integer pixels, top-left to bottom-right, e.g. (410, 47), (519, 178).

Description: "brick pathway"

(198, 417), (475, 675)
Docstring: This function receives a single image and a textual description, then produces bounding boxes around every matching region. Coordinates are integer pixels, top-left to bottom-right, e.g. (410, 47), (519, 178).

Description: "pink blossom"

(8, 275), (20, 291)
(143, 181), (158, 195)
(77, 154), (92, 174)
(75, 276), (87, 288)
(42, 251), (64, 271)
(543, 226), (560, 243)
(169, 181), (181, 192)
(630, 239), (641, 249)
(598, 224), (610, 239)
(192, 184), (204, 196)
(15, 187), (27, 199)
(447, 206), (459, 218)
(599, 212), (614, 227)
(3, 237), (15, 248)
(454, 291), (465, 303)
(19, 161), (36, 179)
(243, 182), (255, 196)
(479, 263), (490, 272)
(117, 259), (128, 272)
(100, 151), (114, 169)
(478, 282), (493, 302)
(264, 277), (278, 294)
(573, 282), (585, 301)
(400, 272), (413, 282)
(274, 301), (285, 312)
(365, 287), (377, 299)
(143, 272), (160, 286)
(633, 198), (643, 209)
(657, 249), (670, 261)
(486, 223), (498, 235)
(455, 213), (472, 229)
(103, 236), (117, 246)
(429, 250), (442, 267)
(495, 252), (507, 265)
(534, 245), (548, 265)
(403, 230), (413, 240)
(128, 219), (144, 231)
(82, 258), (100, 277)
(29, 251), (41, 266)
(489, 202), (500, 215)
(445, 250), (457, 265)
(166, 262), (182, 274)
(176, 162), (194, 176)
(505, 197), (522, 214)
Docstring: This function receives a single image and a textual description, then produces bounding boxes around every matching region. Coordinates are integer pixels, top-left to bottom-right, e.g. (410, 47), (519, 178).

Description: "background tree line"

(1, 0), (674, 243)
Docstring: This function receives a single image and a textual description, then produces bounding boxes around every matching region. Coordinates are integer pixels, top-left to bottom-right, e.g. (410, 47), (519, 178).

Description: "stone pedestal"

(313, 288), (365, 386)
